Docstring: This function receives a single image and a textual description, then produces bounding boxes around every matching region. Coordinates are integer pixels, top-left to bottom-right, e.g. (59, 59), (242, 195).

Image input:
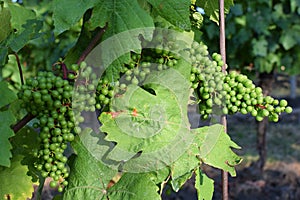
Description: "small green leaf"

(195, 124), (242, 176)
(90, 0), (154, 39)
(195, 168), (214, 200)
(52, 0), (96, 35)
(170, 141), (199, 191)
(0, 81), (17, 108)
(0, 110), (16, 167)
(7, 19), (43, 52)
(8, 3), (35, 33)
(279, 29), (299, 50)
(11, 126), (40, 182)
(146, 0), (191, 30)
(0, 155), (34, 200)
(87, 0), (154, 81)
(252, 37), (268, 57)
(6, 3), (42, 52)
(108, 173), (161, 200)
(0, 6), (11, 43)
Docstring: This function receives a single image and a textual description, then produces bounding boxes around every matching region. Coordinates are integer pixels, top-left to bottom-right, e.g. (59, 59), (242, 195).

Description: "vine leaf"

(252, 36), (268, 57)
(146, 0), (191, 30)
(170, 142), (199, 192)
(195, 168), (214, 200)
(0, 81), (17, 108)
(90, 0), (154, 38)
(279, 25), (300, 50)
(6, 3), (42, 52)
(0, 6), (11, 43)
(11, 126), (40, 182)
(0, 155), (34, 200)
(99, 61), (192, 172)
(107, 173), (161, 200)
(88, 0), (154, 82)
(63, 129), (118, 200)
(194, 124), (242, 176)
(52, 0), (96, 35)
(0, 110), (16, 167)
(197, 0), (234, 24)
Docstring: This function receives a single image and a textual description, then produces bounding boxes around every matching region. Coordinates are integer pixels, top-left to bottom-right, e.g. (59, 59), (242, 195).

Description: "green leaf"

(0, 110), (16, 167)
(6, 3), (42, 52)
(0, 155), (34, 200)
(197, 0), (234, 24)
(252, 37), (268, 57)
(195, 168), (214, 200)
(8, 3), (35, 33)
(87, 0), (154, 81)
(0, 45), (8, 66)
(254, 57), (274, 73)
(99, 64), (193, 173)
(195, 124), (242, 176)
(170, 141), (199, 191)
(0, 81), (17, 108)
(52, 0), (96, 35)
(279, 25), (300, 50)
(11, 126), (40, 182)
(0, 6), (11, 43)
(108, 173), (161, 200)
(7, 19), (43, 52)
(90, 0), (154, 38)
(291, 0), (300, 12)
(63, 129), (118, 200)
(64, 26), (101, 66)
(146, 0), (191, 30)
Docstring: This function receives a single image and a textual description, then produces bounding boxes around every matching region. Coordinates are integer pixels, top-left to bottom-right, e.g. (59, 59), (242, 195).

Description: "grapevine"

(1, 1), (296, 199)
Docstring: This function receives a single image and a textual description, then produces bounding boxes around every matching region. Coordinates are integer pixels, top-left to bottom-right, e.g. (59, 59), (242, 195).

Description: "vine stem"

(219, 0), (228, 200)
(14, 53), (24, 85)
(12, 113), (35, 133)
(77, 23), (108, 65)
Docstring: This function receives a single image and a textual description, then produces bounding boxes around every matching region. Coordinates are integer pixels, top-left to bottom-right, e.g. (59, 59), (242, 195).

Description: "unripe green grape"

(280, 99), (288, 107)
(262, 109), (270, 117)
(131, 76), (139, 85)
(256, 115), (264, 121)
(222, 107), (229, 115)
(62, 180), (68, 186)
(251, 109), (258, 117)
(285, 106), (293, 114)
(240, 108), (247, 115)
(231, 106), (238, 113)
(49, 181), (57, 188)
(275, 106), (282, 113)
(246, 106), (253, 112)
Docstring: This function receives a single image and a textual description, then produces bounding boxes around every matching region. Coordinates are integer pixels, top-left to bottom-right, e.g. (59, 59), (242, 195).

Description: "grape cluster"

(95, 78), (116, 111)
(94, 25), (182, 112)
(187, 41), (226, 120)
(187, 41), (293, 121)
(117, 26), (180, 88)
(72, 62), (99, 113)
(18, 71), (78, 192)
(222, 71), (292, 121)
